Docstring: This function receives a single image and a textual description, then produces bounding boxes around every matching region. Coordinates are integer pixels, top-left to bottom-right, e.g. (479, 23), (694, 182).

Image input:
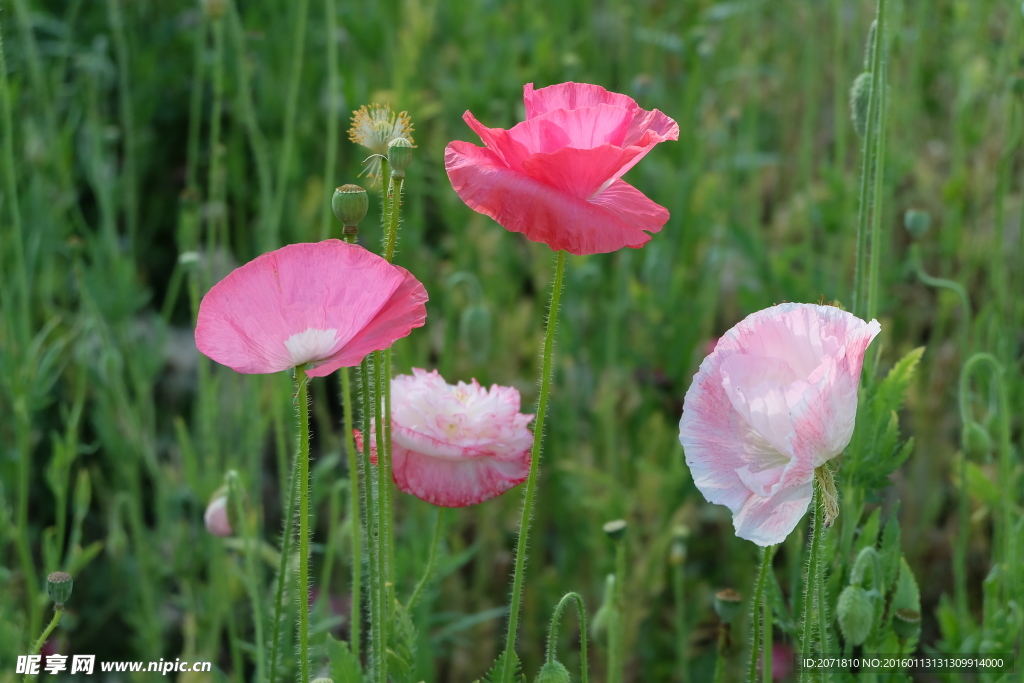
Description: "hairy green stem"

(749, 545), (776, 683)
(268, 393), (301, 681)
(295, 367), (312, 683)
(545, 592), (589, 683)
(360, 356), (383, 681)
(500, 249), (567, 683)
(319, 0), (339, 241)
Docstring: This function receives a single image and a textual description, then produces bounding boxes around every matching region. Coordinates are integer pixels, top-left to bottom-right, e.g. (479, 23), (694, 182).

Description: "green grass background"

(1, 0), (1021, 680)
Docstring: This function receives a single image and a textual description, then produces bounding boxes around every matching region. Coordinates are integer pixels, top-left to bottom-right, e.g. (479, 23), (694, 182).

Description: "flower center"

(284, 328), (340, 367)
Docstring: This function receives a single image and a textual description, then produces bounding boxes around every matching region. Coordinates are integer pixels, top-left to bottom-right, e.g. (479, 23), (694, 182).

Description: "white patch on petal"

(284, 328), (340, 367)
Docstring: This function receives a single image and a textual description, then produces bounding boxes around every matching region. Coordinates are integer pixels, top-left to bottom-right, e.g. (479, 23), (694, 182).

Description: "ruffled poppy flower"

(358, 369), (534, 507)
(678, 303), (880, 546)
(195, 240), (428, 377)
(445, 82), (679, 255)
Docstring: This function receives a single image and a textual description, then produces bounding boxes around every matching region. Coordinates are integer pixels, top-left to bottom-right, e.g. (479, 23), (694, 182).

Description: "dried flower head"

(348, 104), (415, 181)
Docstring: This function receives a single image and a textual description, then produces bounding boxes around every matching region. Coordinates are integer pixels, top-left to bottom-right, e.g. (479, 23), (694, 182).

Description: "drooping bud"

(850, 72), (872, 138)
(332, 184), (369, 235)
(892, 608), (921, 641)
(603, 519), (628, 542)
(714, 588), (743, 624)
(964, 421), (993, 457)
(836, 585), (873, 646)
(46, 572), (74, 608)
(204, 487), (233, 537)
(387, 137), (414, 178)
(903, 209), (931, 239)
(534, 661), (571, 683)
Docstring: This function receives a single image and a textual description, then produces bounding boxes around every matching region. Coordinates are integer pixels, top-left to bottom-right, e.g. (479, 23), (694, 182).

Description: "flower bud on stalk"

(850, 72), (872, 138)
(534, 661), (571, 683)
(46, 572), (73, 608)
(387, 137), (414, 179)
(903, 209), (931, 239)
(892, 608), (921, 642)
(714, 588), (743, 625)
(603, 519), (628, 542)
(836, 585), (873, 647)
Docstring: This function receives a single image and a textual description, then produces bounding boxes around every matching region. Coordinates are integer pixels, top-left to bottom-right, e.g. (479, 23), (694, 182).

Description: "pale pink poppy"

(444, 82), (679, 255)
(357, 369), (534, 507)
(204, 496), (232, 537)
(195, 240), (428, 377)
(678, 303), (880, 546)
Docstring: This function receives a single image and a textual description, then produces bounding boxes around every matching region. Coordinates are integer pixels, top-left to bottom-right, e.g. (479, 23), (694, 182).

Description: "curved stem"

(500, 249), (567, 683)
(545, 591), (589, 683)
(295, 367), (312, 683)
(29, 607), (63, 657)
(748, 545), (776, 683)
(406, 508), (444, 612)
(909, 244), (971, 351)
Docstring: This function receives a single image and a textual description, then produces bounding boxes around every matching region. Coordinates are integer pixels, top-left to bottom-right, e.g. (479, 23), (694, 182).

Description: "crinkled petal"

(733, 480), (813, 546)
(521, 144), (646, 198)
(445, 142), (666, 255)
(621, 108), (681, 147)
(391, 439), (530, 507)
(508, 104), (635, 151)
(523, 82), (638, 118)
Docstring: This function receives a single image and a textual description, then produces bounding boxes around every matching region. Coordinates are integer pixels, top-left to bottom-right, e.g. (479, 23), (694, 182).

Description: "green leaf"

(387, 599), (419, 683)
(879, 505), (901, 592)
(851, 507), (881, 565)
(871, 347), (924, 427)
(480, 651), (525, 683)
(892, 556), (920, 613)
(326, 634), (363, 683)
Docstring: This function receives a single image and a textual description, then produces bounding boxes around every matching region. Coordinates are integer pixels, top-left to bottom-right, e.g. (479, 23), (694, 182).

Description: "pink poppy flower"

(444, 82), (679, 255)
(195, 240), (428, 377)
(357, 369), (534, 507)
(678, 304), (880, 546)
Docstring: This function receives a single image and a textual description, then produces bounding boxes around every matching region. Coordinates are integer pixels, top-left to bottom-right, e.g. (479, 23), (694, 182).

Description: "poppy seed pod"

(46, 571), (74, 607)
(836, 585), (873, 646)
(387, 137), (414, 178)
(332, 185), (369, 233)
(603, 519), (628, 541)
(714, 589), (743, 624)
(903, 209), (931, 239)
(892, 608), (921, 641)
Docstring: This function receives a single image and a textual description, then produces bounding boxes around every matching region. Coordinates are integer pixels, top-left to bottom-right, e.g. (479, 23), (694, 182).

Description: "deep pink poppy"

(679, 304), (880, 546)
(195, 240), (428, 377)
(445, 82), (679, 255)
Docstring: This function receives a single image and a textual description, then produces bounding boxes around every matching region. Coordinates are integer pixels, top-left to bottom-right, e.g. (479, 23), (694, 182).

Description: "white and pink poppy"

(679, 303), (880, 546)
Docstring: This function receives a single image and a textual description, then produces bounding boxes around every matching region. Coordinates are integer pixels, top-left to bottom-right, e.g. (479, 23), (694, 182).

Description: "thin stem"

(384, 175), (404, 262)
(763, 570), (773, 683)
(748, 545), (776, 683)
(29, 607), (63, 657)
(500, 249), (568, 683)
(865, 10), (889, 323)
(672, 550), (688, 682)
(319, 0), (339, 241)
(545, 592), (589, 683)
(105, 0), (139, 251)
(341, 363), (361, 656)
(609, 539), (627, 683)
(268, 407), (302, 681)
(406, 508), (444, 612)
(798, 483), (823, 683)
(205, 15), (226, 262)
(373, 351), (392, 680)
(295, 367), (312, 683)
(714, 624), (729, 683)
(232, 480), (267, 683)
(360, 356), (383, 681)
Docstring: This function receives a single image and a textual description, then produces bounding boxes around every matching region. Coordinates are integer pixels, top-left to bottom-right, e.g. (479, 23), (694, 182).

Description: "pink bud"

(204, 496), (233, 537)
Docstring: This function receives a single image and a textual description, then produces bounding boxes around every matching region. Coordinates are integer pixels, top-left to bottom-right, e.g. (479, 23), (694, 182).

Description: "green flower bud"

(903, 209), (932, 239)
(964, 421), (993, 457)
(387, 137), (414, 178)
(534, 661), (571, 683)
(850, 72), (872, 138)
(603, 519), (627, 541)
(836, 585), (873, 646)
(892, 608), (921, 641)
(47, 571), (74, 607)
(714, 588), (743, 624)
(332, 184), (369, 233)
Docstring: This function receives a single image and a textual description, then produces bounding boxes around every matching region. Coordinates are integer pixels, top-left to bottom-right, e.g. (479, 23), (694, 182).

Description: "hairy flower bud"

(850, 72), (872, 138)
(836, 585), (873, 646)
(534, 661), (571, 683)
(387, 137), (414, 178)
(714, 588), (743, 624)
(47, 571), (74, 607)
(332, 184), (369, 233)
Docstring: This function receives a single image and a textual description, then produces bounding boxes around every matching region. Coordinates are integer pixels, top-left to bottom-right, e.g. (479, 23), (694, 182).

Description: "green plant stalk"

(852, 0), (887, 319)
(205, 15), (226, 262)
(185, 10), (206, 196)
(763, 571), (773, 683)
(749, 545), (776, 683)
(798, 483), (828, 683)
(319, 0), (339, 241)
(265, 0), (309, 250)
(909, 245), (971, 351)
(672, 555), (688, 682)
(609, 538), (626, 683)
(360, 356), (383, 682)
(105, 0), (139, 251)
(295, 367), (312, 683)
(232, 483), (267, 683)
(268, 387), (299, 679)
(407, 508), (444, 611)
(865, 27), (889, 324)
(29, 606), (63, 657)
(373, 349), (390, 683)
(545, 591), (589, 683)
(342, 361), (361, 656)
(714, 624), (729, 683)
(500, 249), (567, 683)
